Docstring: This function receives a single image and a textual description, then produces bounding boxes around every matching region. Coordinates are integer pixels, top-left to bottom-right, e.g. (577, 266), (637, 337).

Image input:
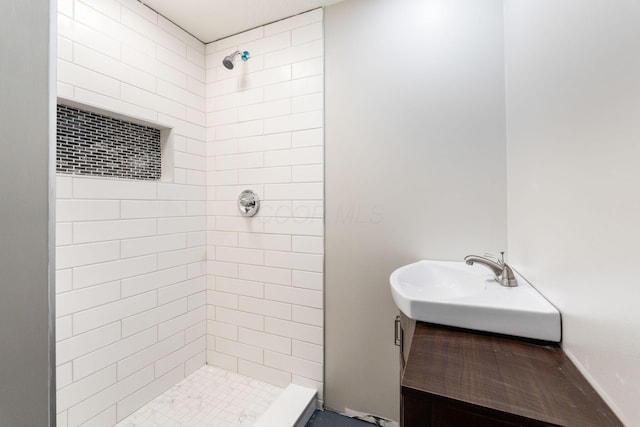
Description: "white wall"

(55, 0), (207, 425)
(0, 0), (55, 425)
(205, 9), (325, 396)
(505, 1), (640, 424)
(324, 0), (507, 420)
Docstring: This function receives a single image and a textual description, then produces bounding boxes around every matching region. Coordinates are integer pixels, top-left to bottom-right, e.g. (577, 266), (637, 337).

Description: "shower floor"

(115, 365), (283, 427)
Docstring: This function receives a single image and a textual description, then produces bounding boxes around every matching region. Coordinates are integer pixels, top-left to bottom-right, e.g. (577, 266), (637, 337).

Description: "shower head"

(222, 50), (250, 70)
(222, 52), (236, 69)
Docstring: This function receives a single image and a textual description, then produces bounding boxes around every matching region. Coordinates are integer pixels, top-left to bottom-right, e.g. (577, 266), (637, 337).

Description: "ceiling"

(142, 0), (344, 43)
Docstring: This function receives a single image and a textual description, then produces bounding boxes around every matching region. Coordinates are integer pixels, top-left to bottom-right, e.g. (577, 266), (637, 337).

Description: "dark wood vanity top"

(401, 322), (622, 426)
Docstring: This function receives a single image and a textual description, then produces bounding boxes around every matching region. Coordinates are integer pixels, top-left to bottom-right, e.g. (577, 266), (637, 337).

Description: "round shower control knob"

(238, 190), (260, 217)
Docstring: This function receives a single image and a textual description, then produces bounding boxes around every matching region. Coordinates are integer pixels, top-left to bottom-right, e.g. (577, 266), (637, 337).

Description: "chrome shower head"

(222, 50), (250, 70)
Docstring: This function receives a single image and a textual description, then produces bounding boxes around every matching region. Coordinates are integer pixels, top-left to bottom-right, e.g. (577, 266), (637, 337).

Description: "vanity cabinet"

(399, 315), (622, 427)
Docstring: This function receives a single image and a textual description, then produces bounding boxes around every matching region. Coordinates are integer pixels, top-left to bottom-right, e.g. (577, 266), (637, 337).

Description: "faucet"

(464, 251), (518, 287)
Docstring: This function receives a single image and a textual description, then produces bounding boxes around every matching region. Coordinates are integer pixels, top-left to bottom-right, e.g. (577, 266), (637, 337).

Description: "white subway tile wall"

(56, 0), (207, 425)
(206, 9), (324, 399)
(56, 2), (324, 425)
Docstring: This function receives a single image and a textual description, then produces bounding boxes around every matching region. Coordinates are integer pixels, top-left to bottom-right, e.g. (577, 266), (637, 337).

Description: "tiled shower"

(55, 0), (324, 424)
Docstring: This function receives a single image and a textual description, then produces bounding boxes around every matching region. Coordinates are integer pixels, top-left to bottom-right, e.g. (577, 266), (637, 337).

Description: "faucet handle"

(500, 251), (505, 265)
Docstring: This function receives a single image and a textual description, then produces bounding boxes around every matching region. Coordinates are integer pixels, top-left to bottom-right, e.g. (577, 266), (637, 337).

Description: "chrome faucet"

(464, 251), (518, 287)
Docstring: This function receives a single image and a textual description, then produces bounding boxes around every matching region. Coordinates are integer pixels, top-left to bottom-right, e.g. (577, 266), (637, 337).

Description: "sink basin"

(390, 260), (561, 342)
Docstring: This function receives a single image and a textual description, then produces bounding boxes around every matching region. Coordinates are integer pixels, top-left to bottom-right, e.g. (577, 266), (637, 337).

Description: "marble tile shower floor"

(116, 366), (284, 427)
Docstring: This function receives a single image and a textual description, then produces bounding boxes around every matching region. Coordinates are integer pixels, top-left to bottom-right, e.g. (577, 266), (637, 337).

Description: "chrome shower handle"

(238, 189), (260, 217)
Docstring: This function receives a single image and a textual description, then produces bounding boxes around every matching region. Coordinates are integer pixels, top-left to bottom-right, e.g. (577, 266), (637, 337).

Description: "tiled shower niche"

(57, 104), (161, 180)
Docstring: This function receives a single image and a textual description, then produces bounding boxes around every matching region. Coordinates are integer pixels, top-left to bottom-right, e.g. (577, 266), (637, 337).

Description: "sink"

(390, 260), (561, 342)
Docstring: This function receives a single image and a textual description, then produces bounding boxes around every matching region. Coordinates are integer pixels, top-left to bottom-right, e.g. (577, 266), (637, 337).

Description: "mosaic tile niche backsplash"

(57, 104), (161, 180)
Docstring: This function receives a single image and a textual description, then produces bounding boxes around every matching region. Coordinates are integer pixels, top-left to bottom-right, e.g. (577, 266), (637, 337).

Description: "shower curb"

(254, 383), (318, 427)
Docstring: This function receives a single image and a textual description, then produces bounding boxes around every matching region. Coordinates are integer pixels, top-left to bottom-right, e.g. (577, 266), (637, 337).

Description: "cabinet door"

(402, 390), (548, 427)
(431, 402), (521, 427)
(402, 389), (430, 427)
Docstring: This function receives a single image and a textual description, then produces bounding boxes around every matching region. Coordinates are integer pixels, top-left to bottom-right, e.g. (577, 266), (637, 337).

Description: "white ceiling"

(142, 0), (344, 43)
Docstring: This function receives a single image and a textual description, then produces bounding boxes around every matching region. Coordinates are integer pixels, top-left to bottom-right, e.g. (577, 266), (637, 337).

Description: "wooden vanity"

(399, 315), (622, 426)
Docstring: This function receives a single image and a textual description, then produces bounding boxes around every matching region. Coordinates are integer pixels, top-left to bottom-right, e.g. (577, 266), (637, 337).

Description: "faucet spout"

(464, 255), (502, 275)
(464, 253), (518, 287)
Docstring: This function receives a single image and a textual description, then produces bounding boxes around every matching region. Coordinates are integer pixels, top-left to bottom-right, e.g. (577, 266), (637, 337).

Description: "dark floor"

(305, 410), (372, 426)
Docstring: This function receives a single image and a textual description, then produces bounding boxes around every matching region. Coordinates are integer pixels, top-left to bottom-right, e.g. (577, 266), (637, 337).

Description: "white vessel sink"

(390, 260), (561, 342)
